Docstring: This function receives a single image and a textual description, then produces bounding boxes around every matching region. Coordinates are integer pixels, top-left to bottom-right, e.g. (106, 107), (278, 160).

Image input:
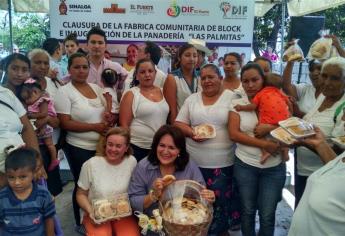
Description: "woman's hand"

(34, 117), (49, 129)
(200, 189), (215, 204)
(47, 68), (58, 79)
(93, 122), (110, 135)
(151, 178), (164, 199)
(263, 140), (280, 155)
(254, 124), (276, 138)
(295, 127), (326, 149)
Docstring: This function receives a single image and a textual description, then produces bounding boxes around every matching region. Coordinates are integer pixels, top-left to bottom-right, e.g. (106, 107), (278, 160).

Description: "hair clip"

(24, 78), (37, 84)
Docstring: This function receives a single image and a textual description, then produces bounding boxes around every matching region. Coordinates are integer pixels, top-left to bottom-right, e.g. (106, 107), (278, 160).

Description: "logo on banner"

(219, 2), (248, 19)
(103, 3), (126, 13)
(59, 0), (68, 15)
(130, 4), (154, 15)
(167, 1), (181, 17)
(167, 0), (209, 17)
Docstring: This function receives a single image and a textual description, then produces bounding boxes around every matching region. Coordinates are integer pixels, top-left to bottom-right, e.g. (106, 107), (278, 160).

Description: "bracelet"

(149, 189), (158, 202)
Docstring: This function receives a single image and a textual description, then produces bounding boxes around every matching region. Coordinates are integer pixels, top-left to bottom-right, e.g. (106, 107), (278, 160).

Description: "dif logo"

(167, 1), (196, 17)
(220, 2), (248, 19)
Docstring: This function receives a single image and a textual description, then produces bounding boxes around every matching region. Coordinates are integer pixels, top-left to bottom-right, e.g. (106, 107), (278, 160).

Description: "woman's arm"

(282, 61), (298, 99)
(174, 121), (194, 138)
(58, 113), (107, 134)
(228, 111), (279, 154)
(163, 74), (178, 124)
(119, 91), (134, 128)
(76, 187), (93, 216)
(20, 115), (40, 152)
(44, 218), (55, 236)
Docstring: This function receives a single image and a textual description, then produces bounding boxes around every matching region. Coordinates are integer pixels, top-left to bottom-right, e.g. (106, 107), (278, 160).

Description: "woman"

(128, 125), (215, 235)
(76, 127), (140, 236)
(295, 57), (345, 207)
(289, 127), (345, 236)
(123, 44), (139, 72)
(119, 58), (169, 161)
(2, 53), (30, 96)
(254, 56), (272, 76)
(223, 52), (245, 97)
(228, 63), (285, 236)
(163, 44), (200, 124)
(174, 64), (237, 235)
(61, 33), (81, 78)
(283, 59), (324, 117)
(54, 52), (110, 232)
(0, 85), (40, 188)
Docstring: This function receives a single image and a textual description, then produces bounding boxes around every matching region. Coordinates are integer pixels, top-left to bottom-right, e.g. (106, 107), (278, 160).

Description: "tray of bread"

(270, 127), (297, 145)
(278, 117), (315, 138)
(331, 136), (345, 149)
(194, 124), (216, 139)
(92, 193), (131, 224)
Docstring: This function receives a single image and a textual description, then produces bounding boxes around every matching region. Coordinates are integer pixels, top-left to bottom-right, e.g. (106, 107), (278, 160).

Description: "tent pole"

(8, 0), (13, 53)
(280, 0), (286, 74)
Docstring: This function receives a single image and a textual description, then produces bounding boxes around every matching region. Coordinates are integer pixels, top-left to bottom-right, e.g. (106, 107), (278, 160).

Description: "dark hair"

(148, 125), (189, 171)
(127, 44), (139, 51)
(5, 146), (37, 172)
(254, 56), (272, 70)
(130, 58), (156, 88)
(19, 79), (43, 103)
(264, 73), (282, 88)
(1, 53), (31, 86)
(200, 63), (222, 77)
(224, 52), (242, 67)
(101, 68), (120, 87)
(42, 38), (61, 56)
(174, 44), (196, 69)
(308, 59), (322, 72)
(63, 33), (79, 46)
(144, 41), (161, 65)
(240, 62), (265, 80)
(86, 27), (107, 44)
(68, 52), (89, 70)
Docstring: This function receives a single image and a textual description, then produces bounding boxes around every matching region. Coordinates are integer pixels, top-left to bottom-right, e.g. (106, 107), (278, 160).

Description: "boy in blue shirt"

(0, 147), (55, 236)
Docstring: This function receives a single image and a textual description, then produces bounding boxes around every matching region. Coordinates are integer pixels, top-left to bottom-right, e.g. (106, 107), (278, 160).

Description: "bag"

(283, 39), (304, 62)
(307, 29), (333, 60)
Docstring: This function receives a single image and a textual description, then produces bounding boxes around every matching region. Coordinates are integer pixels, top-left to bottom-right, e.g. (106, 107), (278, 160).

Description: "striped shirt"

(0, 183), (56, 236)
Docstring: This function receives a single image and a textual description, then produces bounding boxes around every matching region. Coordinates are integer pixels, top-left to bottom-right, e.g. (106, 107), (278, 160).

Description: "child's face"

(6, 167), (34, 194)
(21, 89), (41, 106)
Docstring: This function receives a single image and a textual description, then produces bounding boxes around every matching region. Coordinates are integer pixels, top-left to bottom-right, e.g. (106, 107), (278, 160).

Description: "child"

(235, 73), (291, 164)
(20, 79), (59, 171)
(0, 147), (56, 236)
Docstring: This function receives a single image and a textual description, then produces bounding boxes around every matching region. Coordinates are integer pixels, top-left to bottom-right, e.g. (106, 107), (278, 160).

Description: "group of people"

(0, 25), (344, 236)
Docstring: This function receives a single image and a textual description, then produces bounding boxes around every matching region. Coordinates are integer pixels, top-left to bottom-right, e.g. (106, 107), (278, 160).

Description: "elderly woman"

(295, 57), (345, 207)
(283, 59), (324, 117)
(119, 58), (169, 161)
(76, 127), (139, 236)
(229, 63), (285, 236)
(164, 44), (201, 124)
(128, 125), (215, 235)
(54, 52), (110, 232)
(174, 64), (237, 235)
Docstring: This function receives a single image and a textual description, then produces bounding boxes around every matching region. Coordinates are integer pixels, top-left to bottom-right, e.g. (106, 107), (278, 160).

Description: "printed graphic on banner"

(50, 0), (254, 47)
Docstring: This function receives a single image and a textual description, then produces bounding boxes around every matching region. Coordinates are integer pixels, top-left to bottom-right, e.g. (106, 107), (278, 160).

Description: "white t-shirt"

(54, 83), (105, 150)
(129, 87), (169, 149)
(0, 86), (26, 171)
(289, 152), (345, 236)
(78, 155), (137, 201)
(175, 90), (235, 168)
(297, 93), (345, 176)
(103, 87), (119, 114)
(123, 66), (166, 94)
(295, 83), (324, 114)
(230, 97), (282, 168)
(173, 74), (202, 111)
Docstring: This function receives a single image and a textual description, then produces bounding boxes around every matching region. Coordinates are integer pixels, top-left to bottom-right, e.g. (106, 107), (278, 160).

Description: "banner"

(50, 0), (255, 47)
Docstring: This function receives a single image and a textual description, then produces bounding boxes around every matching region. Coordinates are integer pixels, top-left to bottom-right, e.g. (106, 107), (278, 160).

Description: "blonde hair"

(97, 127), (132, 157)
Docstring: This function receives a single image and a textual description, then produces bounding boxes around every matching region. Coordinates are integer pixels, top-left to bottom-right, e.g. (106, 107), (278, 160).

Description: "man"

(42, 38), (64, 80)
(123, 41), (166, 92)
(86, 27), (127, 97)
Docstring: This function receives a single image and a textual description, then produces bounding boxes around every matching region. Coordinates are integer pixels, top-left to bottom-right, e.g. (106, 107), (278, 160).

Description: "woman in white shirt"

(175, 64), (237, 235)
(55, 52), (110, 231)
(77, 127), (139, 236)
(295, 57), (345, 207)
(120, 58), (169, 161)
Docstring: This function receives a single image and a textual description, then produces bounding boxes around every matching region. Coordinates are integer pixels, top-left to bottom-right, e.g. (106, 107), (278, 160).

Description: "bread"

(311, 42), (328, 59)
(194, 124), (215, 138)
(162, 174), (176, 186)
(116, 199), (130, 215)
(288, 54), (303, 62)
(97, 202), (113, 218)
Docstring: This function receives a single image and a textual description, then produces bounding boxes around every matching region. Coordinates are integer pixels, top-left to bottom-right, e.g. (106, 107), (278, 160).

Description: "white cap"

(188, 39), (212, 56)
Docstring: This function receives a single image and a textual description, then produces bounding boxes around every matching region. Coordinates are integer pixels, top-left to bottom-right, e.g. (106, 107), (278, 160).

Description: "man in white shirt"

(86, 27), (127, 97)
(124, 41), (166, 92)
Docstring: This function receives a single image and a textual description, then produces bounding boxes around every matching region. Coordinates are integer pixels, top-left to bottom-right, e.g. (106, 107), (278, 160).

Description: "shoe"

(48, 159), (60, 172)
(74, 225), (86, 235)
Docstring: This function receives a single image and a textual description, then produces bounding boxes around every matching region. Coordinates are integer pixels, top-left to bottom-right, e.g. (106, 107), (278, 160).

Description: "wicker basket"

(159, 180), (213, 236)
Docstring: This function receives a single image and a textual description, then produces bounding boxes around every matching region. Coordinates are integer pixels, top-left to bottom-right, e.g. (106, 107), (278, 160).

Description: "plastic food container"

(331, 136), (345, 149)
(270, 127), (297, 145)
(92, 193), (131, 224)
(159, 180), (213, 236)
(193, 124), (216, 139)
(278, 117), (315, 138)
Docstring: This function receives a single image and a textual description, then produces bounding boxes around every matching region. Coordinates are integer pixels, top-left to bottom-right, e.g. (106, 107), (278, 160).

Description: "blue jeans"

(234, 157), (286, 236)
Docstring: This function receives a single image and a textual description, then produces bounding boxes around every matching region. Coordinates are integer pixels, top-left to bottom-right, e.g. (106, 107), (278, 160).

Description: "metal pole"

(8, 0), (13, 53)
(280, 0), (286, 74)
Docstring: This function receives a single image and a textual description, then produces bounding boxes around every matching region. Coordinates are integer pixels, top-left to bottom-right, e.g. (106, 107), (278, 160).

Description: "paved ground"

(55, 181), (293, 236)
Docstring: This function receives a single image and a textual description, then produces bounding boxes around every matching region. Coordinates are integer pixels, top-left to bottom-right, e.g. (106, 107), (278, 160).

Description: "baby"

(20, 79), (59, 171)
(235, 73), (291, 164)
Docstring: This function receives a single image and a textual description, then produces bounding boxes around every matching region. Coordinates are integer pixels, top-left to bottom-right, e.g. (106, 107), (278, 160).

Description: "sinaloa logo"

(167, 1), (180, 17)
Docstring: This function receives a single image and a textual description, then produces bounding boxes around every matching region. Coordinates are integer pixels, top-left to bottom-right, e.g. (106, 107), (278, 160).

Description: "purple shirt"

(128, 157), (205, 215)
(87, 58), (128, 92)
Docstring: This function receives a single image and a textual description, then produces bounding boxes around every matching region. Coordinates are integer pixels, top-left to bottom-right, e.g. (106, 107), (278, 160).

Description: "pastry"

(311, 42), (328, 59)
(162, 174), (176, 186)
(194, 124), (215, 138)
(116, 199), (130, 215)
(97, 202), (113, 218)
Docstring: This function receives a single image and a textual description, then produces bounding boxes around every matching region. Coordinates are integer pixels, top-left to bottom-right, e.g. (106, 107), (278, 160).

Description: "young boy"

(0, 147), (55, 236)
